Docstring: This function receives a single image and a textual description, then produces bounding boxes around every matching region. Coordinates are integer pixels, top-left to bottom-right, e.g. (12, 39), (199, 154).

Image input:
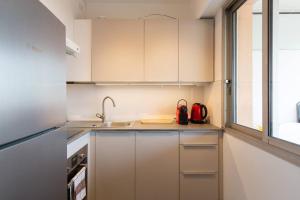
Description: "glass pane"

(234, 0), (263, 131)
(271, 0), (300, 145)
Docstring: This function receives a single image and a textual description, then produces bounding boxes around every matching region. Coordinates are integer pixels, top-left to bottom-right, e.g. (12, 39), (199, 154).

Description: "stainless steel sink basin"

(100, 121), (134, 128)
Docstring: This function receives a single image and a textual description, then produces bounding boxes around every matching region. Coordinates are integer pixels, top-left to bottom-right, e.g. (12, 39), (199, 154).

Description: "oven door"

(67, 145), (88, 200)
(68, 161), (87, 200)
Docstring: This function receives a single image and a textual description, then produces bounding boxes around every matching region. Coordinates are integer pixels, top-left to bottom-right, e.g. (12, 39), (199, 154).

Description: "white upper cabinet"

(145, 19), (179, 82)
(67, 19), (92, 82)
(92, 19), (144, 82)
(179, 19), (214, 82)
(67, 19), (214, 83)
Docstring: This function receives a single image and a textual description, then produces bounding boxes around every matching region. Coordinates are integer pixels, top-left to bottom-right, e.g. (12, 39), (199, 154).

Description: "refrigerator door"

(0, 129), (67, 200)
(0, 0), (66, 146)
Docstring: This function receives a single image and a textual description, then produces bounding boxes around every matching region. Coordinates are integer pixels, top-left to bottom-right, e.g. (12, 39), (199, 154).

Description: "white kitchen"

(1, 0), (300, 200)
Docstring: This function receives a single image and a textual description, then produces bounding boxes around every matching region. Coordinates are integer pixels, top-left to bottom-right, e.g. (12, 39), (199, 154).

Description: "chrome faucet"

(96, 96), (116, 122)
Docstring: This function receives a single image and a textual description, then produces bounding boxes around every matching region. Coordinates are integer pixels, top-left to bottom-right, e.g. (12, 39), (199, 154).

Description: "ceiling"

(85, 0), (227, 18)
(86, 0), (190, 3)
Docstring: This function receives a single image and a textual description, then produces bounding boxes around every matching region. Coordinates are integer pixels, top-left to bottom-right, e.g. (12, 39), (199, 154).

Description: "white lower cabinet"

(95, 130), (219, 200)
(95, 132), (135, 200)
(136, 131), (179, 200)
(180, 131), (219, 200)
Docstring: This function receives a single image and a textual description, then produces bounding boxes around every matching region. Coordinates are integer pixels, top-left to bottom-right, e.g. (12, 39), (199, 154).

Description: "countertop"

(65, 120), (222, 142)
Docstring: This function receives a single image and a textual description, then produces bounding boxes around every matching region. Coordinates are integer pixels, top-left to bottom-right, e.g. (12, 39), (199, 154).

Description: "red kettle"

(190, 103), (208, 124)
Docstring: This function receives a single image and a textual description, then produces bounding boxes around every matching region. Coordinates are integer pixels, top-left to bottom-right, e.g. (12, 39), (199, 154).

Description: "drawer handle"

(181, 144), (217, 148)
(181, 171), (217, 175)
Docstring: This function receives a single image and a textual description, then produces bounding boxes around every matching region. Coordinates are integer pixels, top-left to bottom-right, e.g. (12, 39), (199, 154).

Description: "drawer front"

(180, 173), (218, 200)
(180, 131), (218, 145)
(180, 145), (218, 171)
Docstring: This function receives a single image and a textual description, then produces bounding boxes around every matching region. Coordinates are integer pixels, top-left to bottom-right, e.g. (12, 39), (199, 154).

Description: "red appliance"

(190, 103), (208, 124)
(176, 99), (189, 125)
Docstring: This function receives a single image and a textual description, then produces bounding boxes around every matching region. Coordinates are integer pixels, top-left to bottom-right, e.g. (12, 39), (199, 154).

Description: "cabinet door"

(95, 132), (135, 200)
(92, 19), (144, 82)
(145, 19), (179, 82)
(136, 131), (179, 200)
(67, 20), (92, 82)
(179, 19), (214, 82)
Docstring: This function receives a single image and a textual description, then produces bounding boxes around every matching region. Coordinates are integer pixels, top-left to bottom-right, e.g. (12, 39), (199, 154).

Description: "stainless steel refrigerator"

(0, 0), (67, 199)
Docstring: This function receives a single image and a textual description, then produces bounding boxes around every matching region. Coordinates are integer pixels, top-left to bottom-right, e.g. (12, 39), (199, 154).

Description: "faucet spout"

(96, 96), (116, 122)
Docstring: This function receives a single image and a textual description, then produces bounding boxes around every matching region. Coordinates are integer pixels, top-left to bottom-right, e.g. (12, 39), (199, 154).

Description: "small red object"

(190, 103), (208, 124)
(176, 99), (189, 125)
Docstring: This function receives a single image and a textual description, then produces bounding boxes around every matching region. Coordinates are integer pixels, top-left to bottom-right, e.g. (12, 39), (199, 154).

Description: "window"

(231, 0), (263, 132)
(270, 0), (300, 146)
(226, 0), (300, 156)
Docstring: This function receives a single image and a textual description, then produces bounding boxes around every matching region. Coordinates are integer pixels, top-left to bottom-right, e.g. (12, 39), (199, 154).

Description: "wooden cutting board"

(140, 119), (175, 124)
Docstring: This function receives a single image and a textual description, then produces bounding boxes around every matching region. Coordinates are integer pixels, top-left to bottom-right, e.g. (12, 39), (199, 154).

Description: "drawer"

(180, 131), (218, 145)
(180, 145), (218, 171)
(180, 173), (218, 200)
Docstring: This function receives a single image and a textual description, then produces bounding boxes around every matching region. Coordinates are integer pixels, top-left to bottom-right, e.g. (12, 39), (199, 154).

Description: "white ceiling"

(86, 0), (190, 3)
(85, 0), (227, 18)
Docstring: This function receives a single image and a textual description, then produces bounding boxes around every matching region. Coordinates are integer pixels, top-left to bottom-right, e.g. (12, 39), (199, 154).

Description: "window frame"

(266, 0), (300, 155)
(225, 0), (263, 139)
(225, 0), (300, 157)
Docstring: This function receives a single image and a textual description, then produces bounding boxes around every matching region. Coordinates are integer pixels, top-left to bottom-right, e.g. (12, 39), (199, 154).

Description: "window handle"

(225, 79), (232, 96)
(225, 79), (231, 84)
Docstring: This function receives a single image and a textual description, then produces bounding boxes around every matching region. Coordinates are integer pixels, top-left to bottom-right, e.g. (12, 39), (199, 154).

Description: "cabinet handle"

(181, 144), (217, 148)
(181, 171), (217, 176)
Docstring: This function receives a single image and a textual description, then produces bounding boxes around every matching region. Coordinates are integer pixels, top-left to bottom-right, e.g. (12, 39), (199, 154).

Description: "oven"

(67, 145), (88, 200)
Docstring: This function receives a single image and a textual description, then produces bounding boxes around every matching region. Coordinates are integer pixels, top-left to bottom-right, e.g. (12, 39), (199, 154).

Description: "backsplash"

(67, 84), (204, 121)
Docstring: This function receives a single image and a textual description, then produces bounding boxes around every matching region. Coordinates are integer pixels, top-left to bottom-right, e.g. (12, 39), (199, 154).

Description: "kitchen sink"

(100, 121), (134, 128)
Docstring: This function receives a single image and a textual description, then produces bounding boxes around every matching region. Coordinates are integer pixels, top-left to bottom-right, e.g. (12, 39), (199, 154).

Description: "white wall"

(86, 0), (227, 20)
(191, 0), (226, 18)
(204, 9), (224, 128)
(224, 133), (300, 200)
(86, 0), (229, 20)
(67, 85), (204, 121)
(39, 0), (87, 39)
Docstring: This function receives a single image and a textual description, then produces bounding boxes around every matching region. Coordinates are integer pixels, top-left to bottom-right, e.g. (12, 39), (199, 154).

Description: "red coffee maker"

(190, 103), (208, 124)
(176, 99), (189, 125)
